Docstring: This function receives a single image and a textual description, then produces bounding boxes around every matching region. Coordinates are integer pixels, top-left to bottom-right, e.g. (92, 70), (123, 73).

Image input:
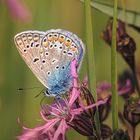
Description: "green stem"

(111, 0), (118, 131)
(132, 126), (136, 140)
(131, 61), (140, 96)
(84, 0), (101, 138)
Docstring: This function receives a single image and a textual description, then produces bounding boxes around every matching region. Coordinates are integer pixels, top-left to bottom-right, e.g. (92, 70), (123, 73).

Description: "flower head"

(102, 19), (136, 71)
(4, 0), (32, 22)
(17, 59), (109, 140)
(111, 129), (130, 140)
(123, 94), (140, 127)
(102, 19), (126, 46)
(118, 70), (135, 99)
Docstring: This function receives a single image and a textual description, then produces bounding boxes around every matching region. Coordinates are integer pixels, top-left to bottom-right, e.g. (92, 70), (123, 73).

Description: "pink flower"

(4, 0), (32, 22)
(17, 59), (109, 140)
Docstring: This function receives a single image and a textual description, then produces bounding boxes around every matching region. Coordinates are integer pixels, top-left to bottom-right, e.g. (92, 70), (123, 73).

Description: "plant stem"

(84, 0), (101, 138)
(111, 0), (118, 131)
(132, 126), (136, 140)
(132, 61), (140, 97)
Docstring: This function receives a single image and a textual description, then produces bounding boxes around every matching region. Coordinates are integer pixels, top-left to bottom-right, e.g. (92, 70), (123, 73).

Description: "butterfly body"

(14, 29), (84, 96)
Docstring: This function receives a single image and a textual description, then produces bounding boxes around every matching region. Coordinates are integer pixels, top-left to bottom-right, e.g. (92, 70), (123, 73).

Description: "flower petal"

(53, 119), (68, 140)
(6, 0), (32, 22)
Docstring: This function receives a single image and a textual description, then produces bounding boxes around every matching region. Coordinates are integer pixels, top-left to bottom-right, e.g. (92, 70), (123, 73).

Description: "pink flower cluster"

(17, 59), (108, 140)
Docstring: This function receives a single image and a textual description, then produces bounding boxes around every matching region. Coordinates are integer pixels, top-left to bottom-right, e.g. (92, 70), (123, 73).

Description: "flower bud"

(111, 129), (130, 140)
(117, 33), (136, 71)
(123, 94), (140, 127)
(101, 123), (112, 139)
(69, 113), (97, 137)
(102, 19), (136, 71)
(78, 86), (96, 118)
(118, 70), (135, 99)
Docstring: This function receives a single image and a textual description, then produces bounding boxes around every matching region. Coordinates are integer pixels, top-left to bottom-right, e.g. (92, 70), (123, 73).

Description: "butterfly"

(14, 29), (84, 97)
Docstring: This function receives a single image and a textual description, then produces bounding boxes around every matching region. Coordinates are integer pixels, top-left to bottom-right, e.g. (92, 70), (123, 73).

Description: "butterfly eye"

(59, 35), (65, 43)
(45, 90), (50, 96)
(65, 38), (71, 46)
(47, 33), (53, 41)
(33, 34), (40, 42)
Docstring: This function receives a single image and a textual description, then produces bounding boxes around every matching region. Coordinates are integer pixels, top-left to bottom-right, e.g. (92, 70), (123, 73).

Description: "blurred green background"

(0, 0), (140, 139)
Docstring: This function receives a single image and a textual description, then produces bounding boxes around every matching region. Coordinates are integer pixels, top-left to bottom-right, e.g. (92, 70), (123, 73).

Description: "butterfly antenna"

(34, 89), (45, 98)
(17, 87), (43, 91)
(17, 88), (24, 91)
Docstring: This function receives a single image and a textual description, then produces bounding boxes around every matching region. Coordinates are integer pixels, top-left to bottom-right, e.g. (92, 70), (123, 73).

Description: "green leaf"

(80, 0), (140, 28)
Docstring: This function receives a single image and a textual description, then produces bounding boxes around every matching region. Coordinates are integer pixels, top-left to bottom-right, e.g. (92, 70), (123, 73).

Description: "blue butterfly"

(14, 29), (84, 97)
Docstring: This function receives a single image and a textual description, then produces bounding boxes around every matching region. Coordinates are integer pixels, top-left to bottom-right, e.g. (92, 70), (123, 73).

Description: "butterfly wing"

(14, 29), (85, 96)
(14, 31), (50, 87)
(39, 29), (85, 95)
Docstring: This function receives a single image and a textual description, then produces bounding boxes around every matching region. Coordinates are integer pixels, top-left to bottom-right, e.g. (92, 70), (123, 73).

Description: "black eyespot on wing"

(56, 66), (59, 69)
(26, 45), (30, 48)
(33, 58), (39, 62)
(52, 59), (56, 63)
(47, 71), (51, 75)
(59, 46), (63, 49)
(63, 50), (66, 54)
(42, 60), (45, 63)
(68, 52), (72, 56)
(62, 66), (65, 69)
(46, 52), (49, 56)
(23, 49), (27, 53)
(35, 44), (39, 47)
(31, 42), (34, 47)
(50, 44), (53, 48)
